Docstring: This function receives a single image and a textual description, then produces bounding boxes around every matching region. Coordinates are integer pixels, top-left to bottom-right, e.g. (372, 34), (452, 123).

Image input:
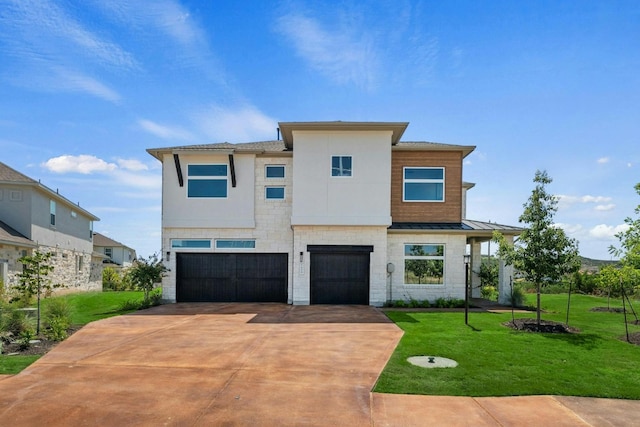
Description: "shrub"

(419, 299), (431, 308)
(118, 299), (142, 311)
(408, 298), (421, 308)
(392, 300), (408, 308)
(43, 298), (72, 341)
(0, 305), (34, 336)
(102, 267), (122, 291)
(481, 285), (498, 301)
(509, 285), (527, 307)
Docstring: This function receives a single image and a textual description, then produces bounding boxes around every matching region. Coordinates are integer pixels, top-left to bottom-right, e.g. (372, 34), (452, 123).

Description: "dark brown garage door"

(176, 253), (288, 303)
(309, 245), (372, 305)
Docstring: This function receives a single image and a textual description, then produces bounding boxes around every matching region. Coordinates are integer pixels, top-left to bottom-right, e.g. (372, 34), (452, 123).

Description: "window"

(404, 244), (444, 285)
(171, 239), (211, 249)
(403, 167), (444, 202)
(331, 156), (352, 177)
(104, 248), (113, 259)
(76, 254), (84, 272)
(266, 165), (285, 178)
(265, 186), (285, 200)
(50, 200), (56, 226)
(187, 164), (227, 198)
(89, 221), (93, 240)
(215, 240), (256, 249)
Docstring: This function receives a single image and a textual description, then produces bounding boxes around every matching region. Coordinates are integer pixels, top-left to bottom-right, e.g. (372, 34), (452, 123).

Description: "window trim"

(171, 239), (212, 249)
(265, 186), (285, 200)
(403, 243), (445, 286)
(402, 167), (445, 202)
(265, 165), (286, 179)
(215, 239), (256, 250)
(331, 155), (353, 177)
(186, 163), (228, 199)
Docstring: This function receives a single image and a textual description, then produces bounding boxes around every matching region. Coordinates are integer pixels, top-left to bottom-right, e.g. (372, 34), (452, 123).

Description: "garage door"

(309, 245), (372, 305)
(176, 253), (288, 303)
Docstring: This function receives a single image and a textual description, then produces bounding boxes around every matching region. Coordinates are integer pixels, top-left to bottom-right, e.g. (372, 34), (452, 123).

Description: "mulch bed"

(625, 332), (640, 345)
(503, 318), (580, 334)
(1, 327), (79, 357)
(590, 307), (625, 313)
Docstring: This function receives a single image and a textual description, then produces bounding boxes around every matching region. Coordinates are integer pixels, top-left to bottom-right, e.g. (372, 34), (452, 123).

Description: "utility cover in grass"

(407, 356), (458, 368)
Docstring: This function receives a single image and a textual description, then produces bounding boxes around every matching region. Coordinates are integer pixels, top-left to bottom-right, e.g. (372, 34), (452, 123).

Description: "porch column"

(498, 235), (515, 305)
(470, 239), (482, 298)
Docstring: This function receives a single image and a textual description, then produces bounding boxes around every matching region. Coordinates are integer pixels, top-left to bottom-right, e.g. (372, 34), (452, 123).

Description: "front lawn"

(375, 294), (640, 398)
(1, 291), (145, 375)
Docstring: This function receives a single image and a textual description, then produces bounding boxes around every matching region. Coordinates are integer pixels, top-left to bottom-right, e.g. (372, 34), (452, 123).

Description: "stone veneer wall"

(0, 244), (101, 295)
(161, 156), (294, 303)
(292, 225), (388, 306)
(387, 233), (467, 302)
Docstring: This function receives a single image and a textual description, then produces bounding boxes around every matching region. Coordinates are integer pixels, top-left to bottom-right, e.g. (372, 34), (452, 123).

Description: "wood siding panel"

(391, 151), (463, 223)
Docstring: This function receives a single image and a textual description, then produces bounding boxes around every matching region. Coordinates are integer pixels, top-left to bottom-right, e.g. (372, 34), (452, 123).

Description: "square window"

(265, 187), (285, 200)
(187, 164), (228, 198)
(266, 165), (285, 178)
(404, 244), (445, 285)
(403, 167), (444, 202)
(331, 156), (352, 177)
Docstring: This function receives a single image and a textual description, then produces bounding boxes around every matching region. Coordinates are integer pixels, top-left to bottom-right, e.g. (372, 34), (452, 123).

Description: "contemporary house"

(0, 162), (102, 293)
(93, 232), (137, 267)
(147, 121), (521, 306)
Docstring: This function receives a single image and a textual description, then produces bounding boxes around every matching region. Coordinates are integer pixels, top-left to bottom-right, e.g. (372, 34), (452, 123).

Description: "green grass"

(375, 294), (640, 398)
(1, 291), (145, 374)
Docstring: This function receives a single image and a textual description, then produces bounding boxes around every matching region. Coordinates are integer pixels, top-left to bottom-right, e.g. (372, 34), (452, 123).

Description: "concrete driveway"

(1, 303), (639, 426)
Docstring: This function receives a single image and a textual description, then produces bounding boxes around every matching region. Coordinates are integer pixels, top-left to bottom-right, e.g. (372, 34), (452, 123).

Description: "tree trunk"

(536, 281), (541, 330)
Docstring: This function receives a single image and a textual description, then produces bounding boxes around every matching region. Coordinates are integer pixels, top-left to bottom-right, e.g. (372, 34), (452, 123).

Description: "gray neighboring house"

(93, 232), (137, 267)
(0, 162), (102, 294)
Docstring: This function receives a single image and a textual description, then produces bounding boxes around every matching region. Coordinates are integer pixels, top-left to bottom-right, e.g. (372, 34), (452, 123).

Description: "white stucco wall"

(162, 153), (256, 229)
(160, 156), (293, 302)
(387, 232), (468, 302)
(291, 130), (392, 226)
(292, 225), (388, 306)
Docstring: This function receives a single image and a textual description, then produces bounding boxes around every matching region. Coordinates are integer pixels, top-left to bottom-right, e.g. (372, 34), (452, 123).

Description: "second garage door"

(309, 245), (372, 305)
(176, 253), (288, 303)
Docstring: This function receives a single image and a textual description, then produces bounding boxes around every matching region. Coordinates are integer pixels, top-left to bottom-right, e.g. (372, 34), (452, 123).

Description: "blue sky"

(1, 0), (638, 260)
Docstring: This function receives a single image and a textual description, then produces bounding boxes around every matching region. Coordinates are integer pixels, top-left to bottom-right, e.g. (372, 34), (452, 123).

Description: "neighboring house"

(0, 162), (102, 293)
(93, 232), (137, 267)
(147, 121), (522, 306)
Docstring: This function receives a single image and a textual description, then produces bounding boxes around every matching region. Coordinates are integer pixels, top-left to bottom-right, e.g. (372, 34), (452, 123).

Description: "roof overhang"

(278, 121), (409, 149)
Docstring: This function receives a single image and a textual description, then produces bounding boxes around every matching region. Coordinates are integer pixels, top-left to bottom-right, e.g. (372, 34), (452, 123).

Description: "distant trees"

(493, 170), (581, 328)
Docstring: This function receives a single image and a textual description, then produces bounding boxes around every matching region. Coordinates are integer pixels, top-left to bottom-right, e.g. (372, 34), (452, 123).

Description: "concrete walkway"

(0, 303), (639, 426)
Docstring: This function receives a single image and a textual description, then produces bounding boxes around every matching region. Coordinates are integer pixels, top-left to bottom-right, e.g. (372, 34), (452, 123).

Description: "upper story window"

(187, 164), (227, 198)
(331, 156), (352, 177)
(265, 165), (285, 178)
(104, 248), (113, 259)
(404, 244), (445, 285)
(50, 200), (56, 226)
(403, 167), (444, 202)
(265, 186), (285, 200)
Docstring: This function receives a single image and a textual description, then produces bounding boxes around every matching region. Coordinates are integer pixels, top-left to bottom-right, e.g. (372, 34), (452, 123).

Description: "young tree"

(15, 250), (61, 334)
(127, 254), (167, 304)
(493, 170), (581, 329)
(610, 183), (640, 269)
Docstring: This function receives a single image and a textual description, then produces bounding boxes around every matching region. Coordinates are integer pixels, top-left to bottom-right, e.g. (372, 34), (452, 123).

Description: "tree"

(610, 183), (640, 269)
(15, 250), (62, 334)
(127, 254), (167, 304)
(493, 170), (581, 329)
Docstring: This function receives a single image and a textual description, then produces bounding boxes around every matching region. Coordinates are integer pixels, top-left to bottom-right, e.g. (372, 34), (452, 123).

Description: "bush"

(102, 267), (122, 291)
(481, 285), (498, 301)
(43, 298), (72, 341)
(508, 285), (527, 307)
(0, 304), (34, 336)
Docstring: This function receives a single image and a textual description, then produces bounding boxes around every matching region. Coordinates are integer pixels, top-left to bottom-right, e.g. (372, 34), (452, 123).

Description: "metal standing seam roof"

(389, 220), (523, 235)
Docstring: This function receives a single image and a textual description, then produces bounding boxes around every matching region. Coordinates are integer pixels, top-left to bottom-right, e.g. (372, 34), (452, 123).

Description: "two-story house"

(147, 121), (521, 306)
(0, 162), (102, 293)
(93, 232), (137, 267)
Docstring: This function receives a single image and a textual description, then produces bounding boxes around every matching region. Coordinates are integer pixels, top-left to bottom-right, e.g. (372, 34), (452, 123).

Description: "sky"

(1, 0), (638, 260)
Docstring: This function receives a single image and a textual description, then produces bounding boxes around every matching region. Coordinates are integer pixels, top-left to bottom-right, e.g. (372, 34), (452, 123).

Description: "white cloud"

(274, 12), (378, 90)
(594, 204), (616, 212)
(53, 67), (122, 103)
(138, 119), (194, 141)
(589, 224), (629, 239)
(193, 104), (277, 142)
(116, 158), (149, 171)
(597, 157), (610, 164)
(43, 155), (117, 174)
(554, 223), (584, 235)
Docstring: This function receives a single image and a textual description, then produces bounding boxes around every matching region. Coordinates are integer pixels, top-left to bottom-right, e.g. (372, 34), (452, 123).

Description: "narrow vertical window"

(50, 200), (56, 226)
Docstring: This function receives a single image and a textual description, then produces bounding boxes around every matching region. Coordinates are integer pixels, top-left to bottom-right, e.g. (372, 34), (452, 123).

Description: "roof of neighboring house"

(0, 162), (100, 221)
(0, 220), (36, 247)
(93, 232), (135, 251)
